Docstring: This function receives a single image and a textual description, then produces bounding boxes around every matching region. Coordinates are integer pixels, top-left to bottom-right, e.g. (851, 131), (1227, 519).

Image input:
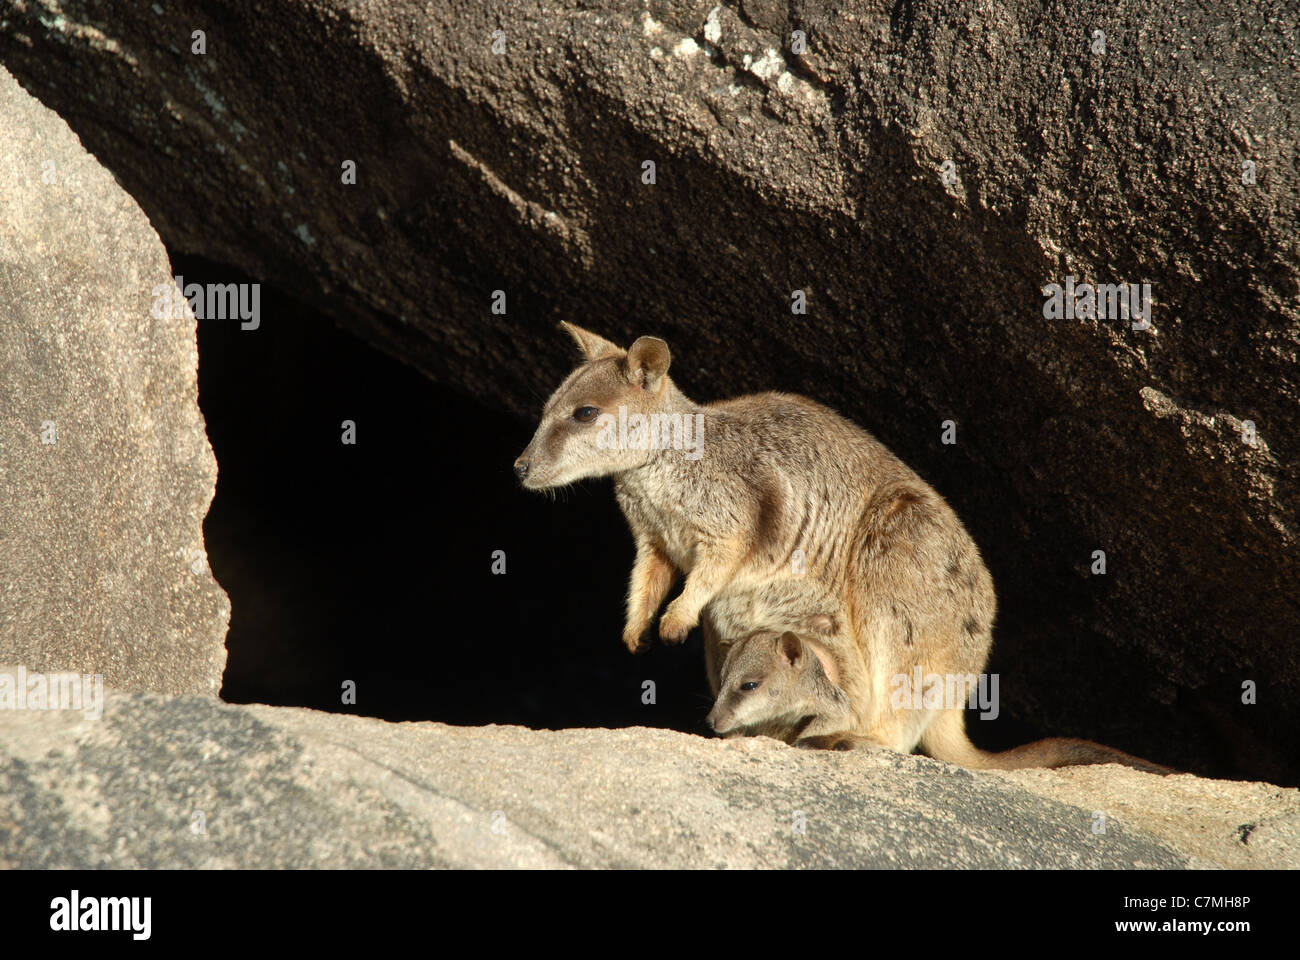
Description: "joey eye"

(740, 681), (761, 692)
(573, 406), (599, 423)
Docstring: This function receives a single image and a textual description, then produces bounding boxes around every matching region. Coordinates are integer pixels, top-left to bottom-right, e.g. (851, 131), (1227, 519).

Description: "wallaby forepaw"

(622, 625), (651, 654)
(658, 607), (695, 644)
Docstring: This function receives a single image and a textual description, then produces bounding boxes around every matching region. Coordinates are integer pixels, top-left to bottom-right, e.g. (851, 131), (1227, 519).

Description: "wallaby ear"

(779, 631), (804, 666)
(625, 336), (671, 390)
(559, 322), (623, 362)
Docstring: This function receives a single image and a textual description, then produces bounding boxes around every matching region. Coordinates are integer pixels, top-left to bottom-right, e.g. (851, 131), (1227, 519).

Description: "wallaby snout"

(705, 704), (732, 734)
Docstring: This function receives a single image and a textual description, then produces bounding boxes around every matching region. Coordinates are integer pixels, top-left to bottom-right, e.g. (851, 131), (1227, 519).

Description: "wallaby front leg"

(659, 540), (745, 644)
(624, 540), (677, 654)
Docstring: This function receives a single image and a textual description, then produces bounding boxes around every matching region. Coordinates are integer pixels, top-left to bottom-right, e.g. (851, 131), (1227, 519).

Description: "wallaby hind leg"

(917, 706), (989, 767)
(852, 682), (937, 754)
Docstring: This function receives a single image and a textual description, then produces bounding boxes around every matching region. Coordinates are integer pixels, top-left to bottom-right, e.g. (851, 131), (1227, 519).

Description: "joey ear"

(779, 631), (804, 666)
(625, 336), (671, 390)
(559, 322), (623, 362)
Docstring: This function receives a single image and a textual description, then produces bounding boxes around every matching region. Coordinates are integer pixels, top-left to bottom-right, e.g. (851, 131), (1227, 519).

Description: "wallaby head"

(706, 631), (850, 740)
(514, 322), (680, 489)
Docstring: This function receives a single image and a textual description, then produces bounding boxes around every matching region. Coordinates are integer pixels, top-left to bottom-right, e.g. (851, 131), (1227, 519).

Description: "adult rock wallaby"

(515, 323), (1170, 773)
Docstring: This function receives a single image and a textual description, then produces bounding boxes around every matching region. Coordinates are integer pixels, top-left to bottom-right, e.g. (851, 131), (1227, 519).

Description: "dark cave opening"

(185, 253), (715, 732)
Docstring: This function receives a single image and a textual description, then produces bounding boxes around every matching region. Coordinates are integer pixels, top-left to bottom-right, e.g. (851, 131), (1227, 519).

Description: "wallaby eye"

(740, 681), (761, 692)
(573, 406), (599, 423)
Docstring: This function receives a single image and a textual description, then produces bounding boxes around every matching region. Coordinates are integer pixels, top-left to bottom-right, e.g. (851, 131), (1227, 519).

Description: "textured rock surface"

(0, 67), (229, 694)
(8, 690), (1296, 869)
(992, 764), (1300, 871)
(0, 2), (1295, 779)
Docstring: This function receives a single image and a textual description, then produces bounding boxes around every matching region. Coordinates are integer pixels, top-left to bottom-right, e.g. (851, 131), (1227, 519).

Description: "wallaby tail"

(918, 708), (1175, 775)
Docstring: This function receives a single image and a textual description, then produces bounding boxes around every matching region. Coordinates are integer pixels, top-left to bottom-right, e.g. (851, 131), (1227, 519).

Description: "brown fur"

(706, 632), (851, 744)
(517, 324), (1172, 774)
(711, 635), (1173, 772)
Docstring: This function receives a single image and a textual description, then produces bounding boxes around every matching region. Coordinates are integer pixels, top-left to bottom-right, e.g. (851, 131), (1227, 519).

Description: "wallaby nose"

(513, 459), (530, 482)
